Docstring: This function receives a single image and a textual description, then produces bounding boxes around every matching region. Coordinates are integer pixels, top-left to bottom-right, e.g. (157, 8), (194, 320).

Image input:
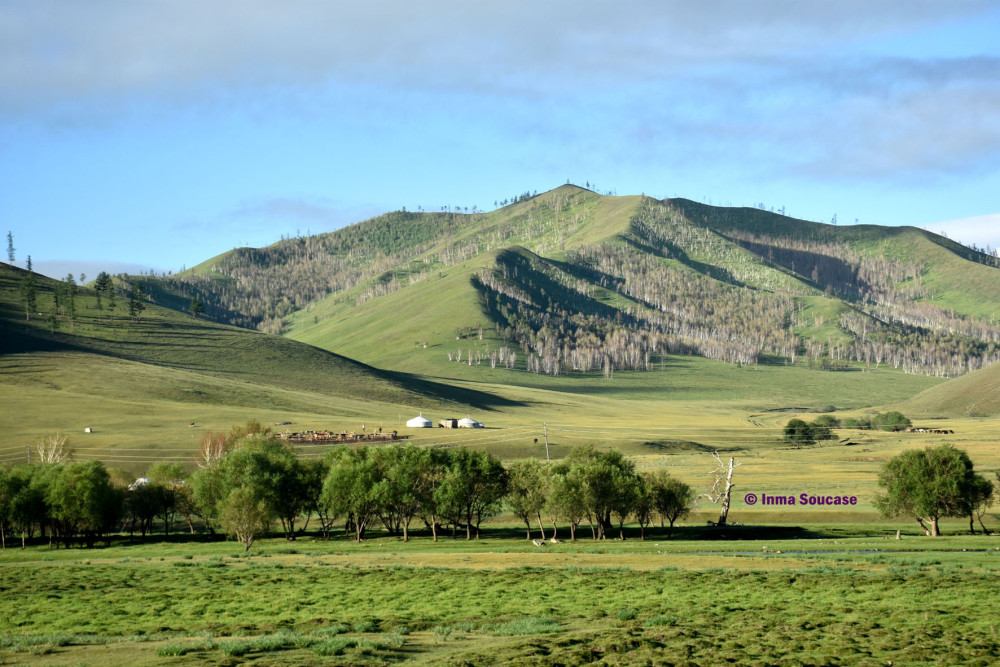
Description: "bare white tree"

(34, 433), (71, 464)
(198, 432), (228, 469)
(702, 452), (741, 527)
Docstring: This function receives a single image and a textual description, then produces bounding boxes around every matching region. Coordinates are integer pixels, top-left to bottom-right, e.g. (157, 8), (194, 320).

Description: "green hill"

(138, 185), (1000, 386)
(0, 264), (518, 457)
(264, 188), (1000, 384)
(9, 184), (1000, 460)
(898, 362), (1000, 417)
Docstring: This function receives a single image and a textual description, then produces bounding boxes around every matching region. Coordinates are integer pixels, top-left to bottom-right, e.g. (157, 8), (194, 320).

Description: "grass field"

(3, 526), (1000, 665)
(5, 206), (1000, 663)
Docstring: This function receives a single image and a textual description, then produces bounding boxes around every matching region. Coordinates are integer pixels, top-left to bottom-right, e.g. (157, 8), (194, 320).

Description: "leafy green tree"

(506, 458), (550, 540)
(871, 411), (911, 432)
(221, 436), (303, 540)
(646, 470), (695, 533)
(6, 231), (13, 264)
(842, 416), (871, 430)
(128, 281), (146, 322)
(546, 463), (588, 541)
(783, 419), (815, 448)
(123, 480), (159, 537)
(812, 414), (840, 430)
(190, 297), (204, 318)
(300, 458), (334, 538)
(370, 444), (433, 542)
(45, 460), (122, 548)
(435, 448), (508, 540)
(568, 446), (638, 540)
(875, 444), (984, 537)
(3, 465), (49, 548)
(966, 474), (994, 535)
(808, 415), (837, 440)
(147, 462), (185, 536)
(607, 459), (642, 540)
(189, 463), (227, 536)
(221, 487), (270, 552)
(632, 477), (655, 540)
(93, 271), (113, 321)
(416, 448), (451, 542)
(321, 447), (381, 541)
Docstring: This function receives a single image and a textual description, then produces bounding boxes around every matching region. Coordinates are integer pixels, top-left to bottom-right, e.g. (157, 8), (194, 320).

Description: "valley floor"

(3, 527), (1000, 665)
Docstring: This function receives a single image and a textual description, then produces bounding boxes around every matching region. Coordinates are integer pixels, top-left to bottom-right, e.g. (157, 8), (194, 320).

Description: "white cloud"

(928, 214), (1000, 252)
(1, 1), (990, 114)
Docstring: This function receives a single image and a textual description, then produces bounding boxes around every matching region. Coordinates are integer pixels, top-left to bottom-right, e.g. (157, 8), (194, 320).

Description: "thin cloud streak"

(1, 1), (990, 112)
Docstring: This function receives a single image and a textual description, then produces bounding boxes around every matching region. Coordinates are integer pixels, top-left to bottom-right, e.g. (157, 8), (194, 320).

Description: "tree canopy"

(875, 444), (988, 536)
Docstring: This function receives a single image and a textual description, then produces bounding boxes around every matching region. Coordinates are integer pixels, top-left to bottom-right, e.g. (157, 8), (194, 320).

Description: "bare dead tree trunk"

(702, 453), (740, 527)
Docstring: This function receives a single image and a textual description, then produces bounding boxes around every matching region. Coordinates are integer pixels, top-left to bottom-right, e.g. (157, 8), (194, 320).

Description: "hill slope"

(898, 362), (1000, 417)
(0, 264), (519, 455)
(123, 185), (1000, 386)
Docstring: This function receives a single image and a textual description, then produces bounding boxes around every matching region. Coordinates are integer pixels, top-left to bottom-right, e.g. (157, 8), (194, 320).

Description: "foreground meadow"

(3, 527), (1000, 665)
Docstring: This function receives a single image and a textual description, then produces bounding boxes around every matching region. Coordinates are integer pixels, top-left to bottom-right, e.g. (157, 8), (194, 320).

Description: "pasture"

(3, 528), (1000, 665)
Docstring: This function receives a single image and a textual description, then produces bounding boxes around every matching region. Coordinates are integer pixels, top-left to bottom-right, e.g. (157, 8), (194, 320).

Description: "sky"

(2, 1), (999, 280)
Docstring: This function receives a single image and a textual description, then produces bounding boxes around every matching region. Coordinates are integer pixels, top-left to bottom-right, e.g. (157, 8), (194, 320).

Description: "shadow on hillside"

(382, 371), (527, 411)
(1, 326), (93, 356)
(622, 233), (748, 289)
(639, 440), (715, 454)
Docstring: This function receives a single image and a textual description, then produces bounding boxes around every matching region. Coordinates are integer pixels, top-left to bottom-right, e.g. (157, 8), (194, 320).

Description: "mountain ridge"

(127, 185), (1000, 384)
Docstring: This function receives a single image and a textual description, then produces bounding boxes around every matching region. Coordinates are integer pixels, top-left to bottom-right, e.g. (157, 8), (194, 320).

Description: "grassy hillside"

(277, 190), (997, 385)
(668, 198), (1000, 320)
(898, 361), (1000, 417)
(0, 264), (518, 459)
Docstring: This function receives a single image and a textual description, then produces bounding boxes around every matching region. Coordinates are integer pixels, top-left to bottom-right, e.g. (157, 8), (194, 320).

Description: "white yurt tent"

(458, 415), (484, 428)
(406, 413), (433, 428)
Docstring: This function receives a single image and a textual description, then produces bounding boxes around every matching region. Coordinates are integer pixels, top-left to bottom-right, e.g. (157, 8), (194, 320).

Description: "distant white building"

(128, 477), (151, 492)
(406, 414), (433, 428)
(458, 416), (484, 428)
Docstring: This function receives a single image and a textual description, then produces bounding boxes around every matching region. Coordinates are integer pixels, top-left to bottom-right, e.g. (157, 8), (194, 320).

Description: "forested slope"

(130, 185), (1000, 381)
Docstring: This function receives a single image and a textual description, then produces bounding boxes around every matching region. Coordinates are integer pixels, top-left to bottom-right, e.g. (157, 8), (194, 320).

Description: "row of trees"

(0, 430), (696, 551)
(783, 411), (914, 447)
(15, 267), (149, 330)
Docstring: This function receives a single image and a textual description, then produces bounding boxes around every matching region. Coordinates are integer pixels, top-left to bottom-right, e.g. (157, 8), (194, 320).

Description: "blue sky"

(2, 1), (999, 280)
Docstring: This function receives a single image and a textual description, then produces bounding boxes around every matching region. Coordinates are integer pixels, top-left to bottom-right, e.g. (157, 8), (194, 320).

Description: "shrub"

(313, 623), (350, 637)
(157, 643), (191, 657)
(615, 608), (639, 621)
(811, 414), (840, 430)
(218, 639), (251, 656)
(352, 620), (377, 633)
(643, 614), (679, 627)
(783, 419), (816, 447)
(487, 617), (560, 635)
(871, 411), (912, 432)
(312, 638), (351, 656)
